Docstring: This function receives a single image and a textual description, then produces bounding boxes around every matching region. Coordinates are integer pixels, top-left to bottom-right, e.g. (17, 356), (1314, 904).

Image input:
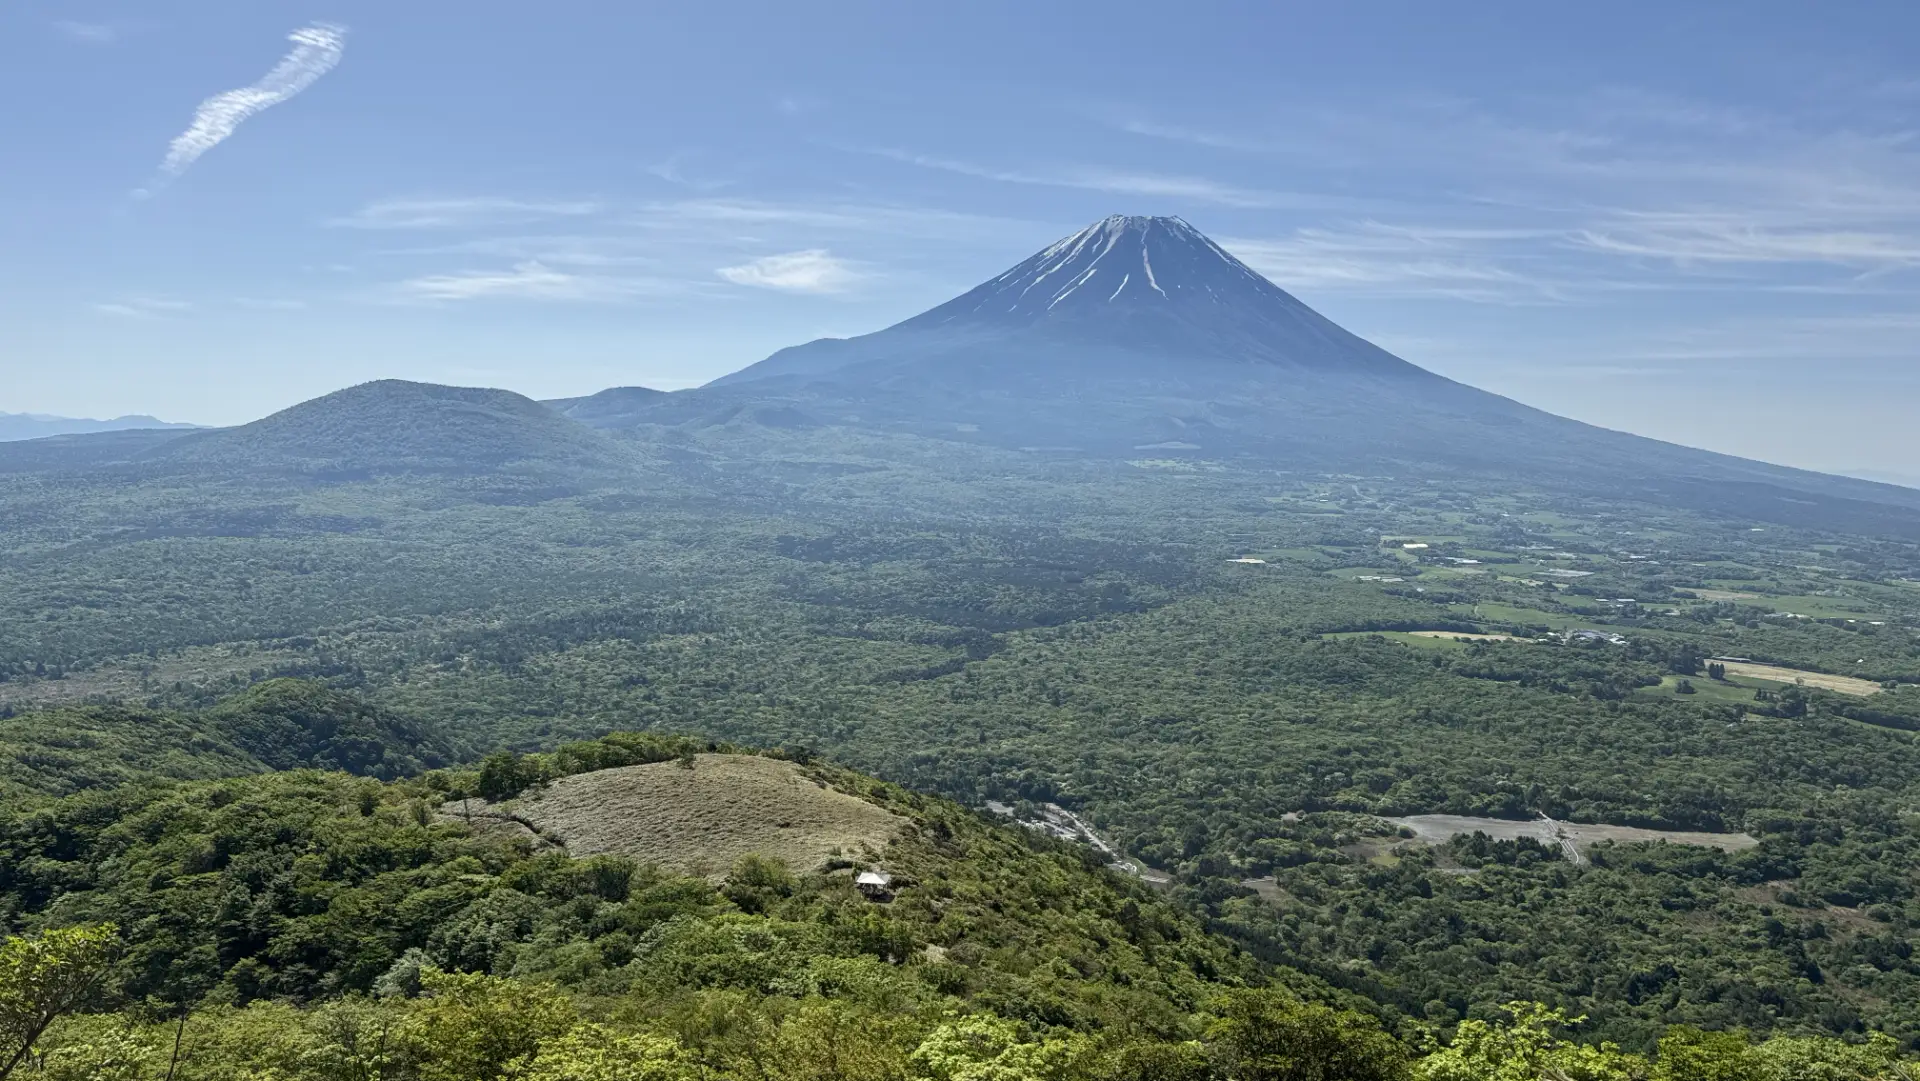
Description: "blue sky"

(3, 1), (1917, 476)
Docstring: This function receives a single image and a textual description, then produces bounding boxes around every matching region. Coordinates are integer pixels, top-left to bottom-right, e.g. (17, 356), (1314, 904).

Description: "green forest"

(0, 727), (1914, 1080)
(3, 405), (1920, 1077)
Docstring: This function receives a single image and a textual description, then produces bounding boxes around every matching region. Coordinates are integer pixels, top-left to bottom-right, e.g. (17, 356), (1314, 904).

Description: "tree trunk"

(164, 1007), (191, 1081)
(0, 1017), (53, 1081)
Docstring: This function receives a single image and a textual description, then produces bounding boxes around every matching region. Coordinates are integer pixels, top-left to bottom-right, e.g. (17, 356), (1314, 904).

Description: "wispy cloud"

(94, 297), (192, 318)
(331, 197), (602, 230)
(1114, 119), (1277, 154)
(1074, 170), (1287, 208)
(1606, 312), (1920, 365)
(717, 250), (858, 293)
(1223, 223), (1568, 303)
(633, 197), (1043, 242)
(342, 194), (1040, 309)
(1571, 212), (1920, 268)
(645, 153), (732, 191)
(403, 234), (666, 269)
(338, 192), (1040, 246)
(231, 297), (309, 311)
(55, 20), (123, 43)
(1089, 91), (1920, 303)
(394, 262), (680, 303)
(147, 23), (346, 189)
(860, 147), (1355, 210)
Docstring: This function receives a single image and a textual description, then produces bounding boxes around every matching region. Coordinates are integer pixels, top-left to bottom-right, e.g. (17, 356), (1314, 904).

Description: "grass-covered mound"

(468, 752), (909, 878)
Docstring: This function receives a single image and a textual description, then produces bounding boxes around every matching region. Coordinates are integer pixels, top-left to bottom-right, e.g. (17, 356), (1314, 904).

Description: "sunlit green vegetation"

(3, 416), (1920, 1060)
(2, 732), (1915, 1079)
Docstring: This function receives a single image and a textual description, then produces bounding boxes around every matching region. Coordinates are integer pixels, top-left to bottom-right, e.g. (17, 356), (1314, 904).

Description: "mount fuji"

(655, 213), (1918, 534)
(714, 215), (1421, 385)
(687, 214), (1724, 470)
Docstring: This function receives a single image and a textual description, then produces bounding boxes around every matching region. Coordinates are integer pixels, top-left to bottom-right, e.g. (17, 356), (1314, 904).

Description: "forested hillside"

(2, 729), (1914, 1080)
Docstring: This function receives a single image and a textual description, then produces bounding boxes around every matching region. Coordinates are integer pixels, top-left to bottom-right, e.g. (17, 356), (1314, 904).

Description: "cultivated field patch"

(1636, 675), (1761, 705)
(1716, 661), (1884, 697)
(1681, 588), (1762, 602)
(1749, 594), (1885, 620)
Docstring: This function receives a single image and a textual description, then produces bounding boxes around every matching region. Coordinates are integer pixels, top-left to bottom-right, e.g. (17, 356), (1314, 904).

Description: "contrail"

(155, 23), (347, 181)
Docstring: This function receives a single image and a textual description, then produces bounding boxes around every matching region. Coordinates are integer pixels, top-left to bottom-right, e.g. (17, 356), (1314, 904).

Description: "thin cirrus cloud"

(94, 297), (192, 318)
(1221, 223), (1569, 303)
(1113, 118), (1278, 154)
(330, 197), (604, 230)
(395, 262), (682, 304)
(55, 20), (123, 43)
(145, 23), (346, 190)
(1097, 93), (1920, 303)
(859, 147), (1360, 211)
(1570, 214), (1920, 268)
(717, 250), (859, 294)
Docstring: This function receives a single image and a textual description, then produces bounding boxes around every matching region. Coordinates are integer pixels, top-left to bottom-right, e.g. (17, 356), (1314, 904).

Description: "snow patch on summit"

(1139, 233), (1167, 297)
(931, 214), (1292, 324)
(712, 213), (1424, 385)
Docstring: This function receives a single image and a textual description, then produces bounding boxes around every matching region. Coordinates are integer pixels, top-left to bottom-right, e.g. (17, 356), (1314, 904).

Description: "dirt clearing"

(504, 754), (906, 878)
(1717, 661), (1884, 696)
(1387, 814), (1757, 862)
(1405, 631), (1521, 642)
(1682, 588), (1762, 601)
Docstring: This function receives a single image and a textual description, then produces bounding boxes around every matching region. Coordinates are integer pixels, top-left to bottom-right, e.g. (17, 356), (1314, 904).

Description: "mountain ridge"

(155, 379), (641, 476)
(5, 217), (1918, 534)
(0, 410), (199, 443)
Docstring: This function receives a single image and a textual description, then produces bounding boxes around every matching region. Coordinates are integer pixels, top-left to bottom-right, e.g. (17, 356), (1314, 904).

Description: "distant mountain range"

(4, 214), (1917, 536)
(0, 411), (198, 442)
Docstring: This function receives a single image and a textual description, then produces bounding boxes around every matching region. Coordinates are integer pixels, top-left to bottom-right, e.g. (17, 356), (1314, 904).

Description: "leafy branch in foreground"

(0, 923), (117, 1079)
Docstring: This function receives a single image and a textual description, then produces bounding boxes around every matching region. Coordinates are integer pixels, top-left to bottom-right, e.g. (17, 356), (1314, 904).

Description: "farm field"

(1755, 593), (1888, 619)
(1635, 674), (1763, 704)
(1680, 587), (1762, 601)
(1715, 660), (1885, 696)
(1452, 601), (1606, 631)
